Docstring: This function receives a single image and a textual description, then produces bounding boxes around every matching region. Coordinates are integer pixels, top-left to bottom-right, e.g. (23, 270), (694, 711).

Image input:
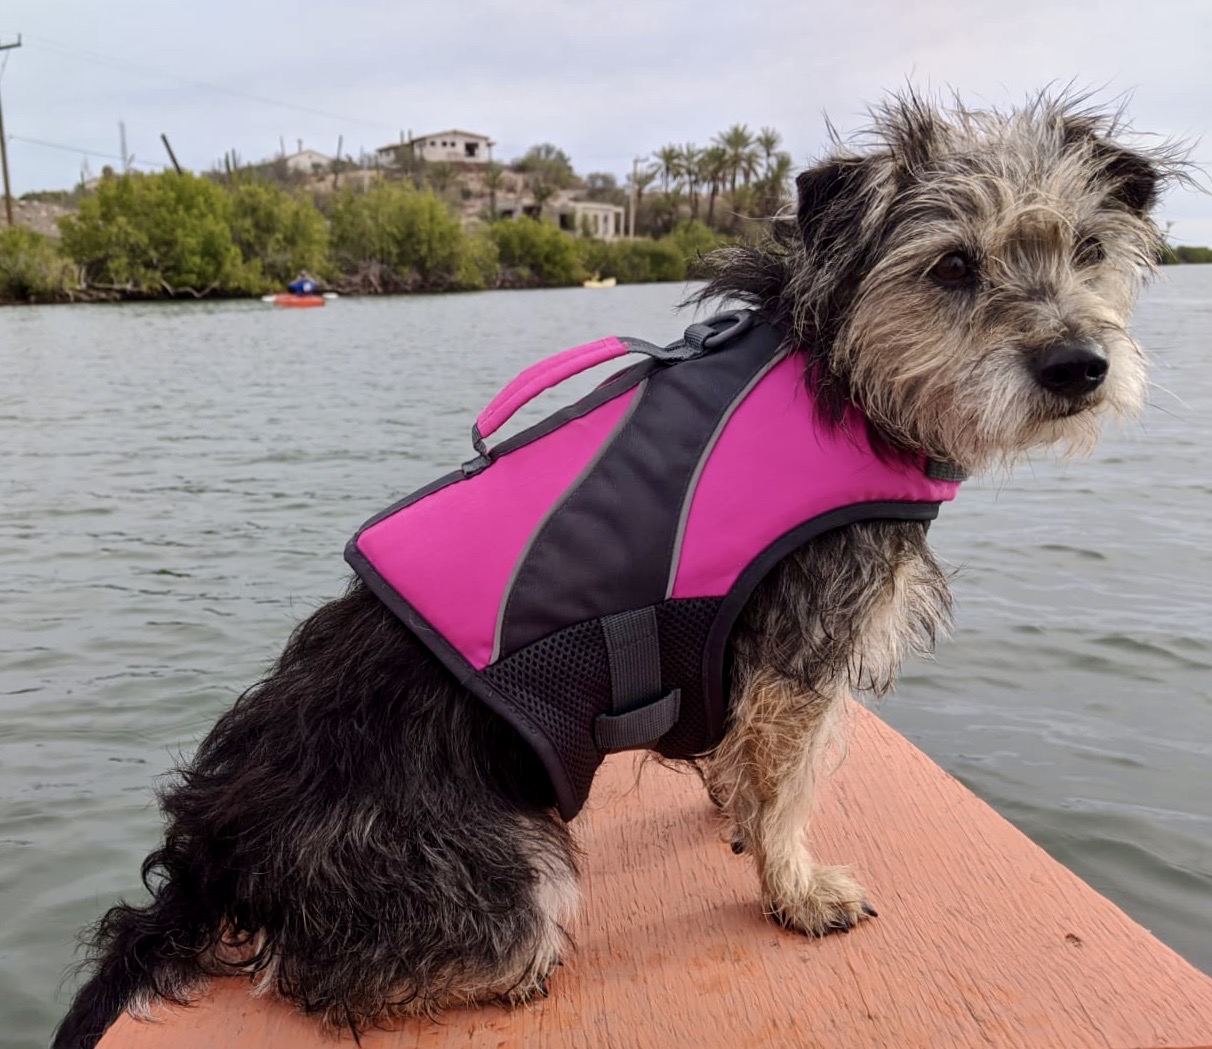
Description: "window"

(465, 143), (478, 158)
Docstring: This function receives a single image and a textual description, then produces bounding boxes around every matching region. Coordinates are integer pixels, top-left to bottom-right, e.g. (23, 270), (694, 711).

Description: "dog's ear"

(1089, 142), (1161, 216)
(1061, 118), (1163, 217)
(794, 156), (893, 271)
(795, 159), (868, 241)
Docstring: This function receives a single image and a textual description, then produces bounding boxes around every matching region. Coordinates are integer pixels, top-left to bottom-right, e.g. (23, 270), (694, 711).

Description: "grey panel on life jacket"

(496, 322), (783, 659)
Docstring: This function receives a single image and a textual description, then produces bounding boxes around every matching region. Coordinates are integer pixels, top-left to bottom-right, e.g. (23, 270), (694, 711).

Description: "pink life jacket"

(346, 312), (962, 819)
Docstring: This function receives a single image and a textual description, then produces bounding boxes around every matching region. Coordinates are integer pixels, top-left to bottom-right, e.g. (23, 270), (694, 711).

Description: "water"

(2, 274), (1210, 1046)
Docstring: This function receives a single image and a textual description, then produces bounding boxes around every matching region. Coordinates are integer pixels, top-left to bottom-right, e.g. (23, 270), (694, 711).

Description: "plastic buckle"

(702, 310), (754, 349)
(681, 310), (754, 353)
(461, 454), (491, 478)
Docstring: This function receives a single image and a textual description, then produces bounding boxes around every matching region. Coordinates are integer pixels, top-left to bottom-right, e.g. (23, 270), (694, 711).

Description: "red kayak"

(270, 294), (325, 308)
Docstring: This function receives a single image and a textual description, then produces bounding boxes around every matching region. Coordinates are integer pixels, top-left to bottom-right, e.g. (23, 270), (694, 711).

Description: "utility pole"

(0, 35), (22, 228)
(119, 120), (130, 173)
(160, 133), (182, 174)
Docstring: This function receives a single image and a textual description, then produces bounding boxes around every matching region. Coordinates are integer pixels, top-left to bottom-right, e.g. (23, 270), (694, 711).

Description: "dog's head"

(702, 92), (1184, 472)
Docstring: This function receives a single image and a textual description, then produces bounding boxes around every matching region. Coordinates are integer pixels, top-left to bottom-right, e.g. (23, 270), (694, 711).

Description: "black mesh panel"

(480, 597), (726, 814)
(482, 618), (613, 809)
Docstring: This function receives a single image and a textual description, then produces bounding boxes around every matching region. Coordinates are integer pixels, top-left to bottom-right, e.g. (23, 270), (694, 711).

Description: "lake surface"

(2, 274), (1210, 1046)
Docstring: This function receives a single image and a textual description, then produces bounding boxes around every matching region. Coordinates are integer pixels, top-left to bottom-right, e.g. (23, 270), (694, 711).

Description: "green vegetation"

(0, 168), (733, 303)
(60, 171), (259, 296)
(328, 182), (489, 291)
(229, 180), (330, 287)
(0, 226), (73, 301)
(489, 216), (582, 286)
(1161, 244), (1212, 265)
(577, 222), (725, 283)
(6, 122), (1208, 305)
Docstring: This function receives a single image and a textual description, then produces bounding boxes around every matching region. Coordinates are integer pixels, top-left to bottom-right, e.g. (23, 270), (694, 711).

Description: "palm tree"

(700, 145), (729, 226)
(739, 148), (762, 188)
(757, 151), (794, 215)
(714, 124), (757, 196)
(653, 144), (683, 195)
(628, 165), (659, 236)
(680, 143), (703, 219)
(530, 178), (557, 219)
(756, 127), (782, 173)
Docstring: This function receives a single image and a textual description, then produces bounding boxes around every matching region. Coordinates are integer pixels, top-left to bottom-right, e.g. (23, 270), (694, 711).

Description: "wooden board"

(99, 703), (1212, 1049)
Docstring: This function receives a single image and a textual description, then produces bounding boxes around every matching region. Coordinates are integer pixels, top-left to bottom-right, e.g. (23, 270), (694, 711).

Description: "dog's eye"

(1075, 235), (1106, 267)
(930, 252), (974, 286)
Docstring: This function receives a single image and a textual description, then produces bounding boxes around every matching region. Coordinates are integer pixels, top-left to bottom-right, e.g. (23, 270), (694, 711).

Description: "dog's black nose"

(1032, 340), (1109, 398)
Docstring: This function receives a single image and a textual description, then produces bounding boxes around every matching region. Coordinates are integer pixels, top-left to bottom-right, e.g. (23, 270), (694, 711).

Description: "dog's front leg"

(702, 521), (949, 934)
(705, 666), (872, 935)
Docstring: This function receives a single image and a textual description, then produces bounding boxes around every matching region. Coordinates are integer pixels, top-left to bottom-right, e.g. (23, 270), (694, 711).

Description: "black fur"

(55, 580), (573, 1047)
(57, 90), (1181, 1046)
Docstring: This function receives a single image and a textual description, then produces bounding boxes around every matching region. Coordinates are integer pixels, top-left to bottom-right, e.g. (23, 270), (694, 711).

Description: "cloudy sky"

(3, 0), (1209, 241)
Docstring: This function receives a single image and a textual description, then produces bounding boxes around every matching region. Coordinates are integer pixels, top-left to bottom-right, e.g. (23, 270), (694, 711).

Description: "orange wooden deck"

(99, 704), (1212, 1049)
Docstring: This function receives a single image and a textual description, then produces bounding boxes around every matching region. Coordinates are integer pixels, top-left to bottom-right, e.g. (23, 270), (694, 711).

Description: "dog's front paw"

(765, 866), (877, 937)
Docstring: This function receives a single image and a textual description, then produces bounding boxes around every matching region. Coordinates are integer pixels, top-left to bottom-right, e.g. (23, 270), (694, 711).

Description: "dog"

(54, 91), (1178, 1048)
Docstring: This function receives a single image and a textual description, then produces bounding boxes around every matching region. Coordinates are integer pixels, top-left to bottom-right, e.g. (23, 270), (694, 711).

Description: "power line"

(24, 34), (398, 135)
(9, 133), (162, 169)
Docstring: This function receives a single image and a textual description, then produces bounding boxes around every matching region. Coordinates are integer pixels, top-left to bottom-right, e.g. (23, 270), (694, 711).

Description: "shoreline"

(4, 261), (1207, 310)
(0, 273), (687, 308)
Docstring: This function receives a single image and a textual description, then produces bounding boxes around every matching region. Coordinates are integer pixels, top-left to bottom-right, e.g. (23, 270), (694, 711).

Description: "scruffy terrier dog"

(56, 93), (1177, 1048)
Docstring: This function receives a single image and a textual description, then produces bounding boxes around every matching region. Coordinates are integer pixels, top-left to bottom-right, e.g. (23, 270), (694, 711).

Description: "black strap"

(618, 309), (756, 362)
(594, 689), (681, 751)
(594, 608), (681, 751)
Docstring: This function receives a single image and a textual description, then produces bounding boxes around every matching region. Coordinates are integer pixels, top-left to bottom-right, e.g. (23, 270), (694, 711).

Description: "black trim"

(344, 541), (582, 816)
(348, 467), (468, 537)
(698, 500), (942, 743)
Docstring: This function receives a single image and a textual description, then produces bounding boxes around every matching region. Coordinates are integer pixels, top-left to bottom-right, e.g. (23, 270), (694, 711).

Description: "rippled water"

(2, 273), (1210, 1046)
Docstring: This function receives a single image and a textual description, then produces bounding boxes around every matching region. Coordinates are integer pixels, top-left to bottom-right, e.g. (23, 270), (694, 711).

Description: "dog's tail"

(53, 851), (207, 1049)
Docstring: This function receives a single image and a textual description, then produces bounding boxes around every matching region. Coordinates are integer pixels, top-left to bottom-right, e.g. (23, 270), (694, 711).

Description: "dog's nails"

(862, 903), (878, 918)
(730, 838), (746, 855)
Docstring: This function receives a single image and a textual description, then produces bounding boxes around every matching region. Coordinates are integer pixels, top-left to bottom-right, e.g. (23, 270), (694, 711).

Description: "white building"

(377, 130), (495, 167)
(558, 200), (626, 241)
(280, 149), (333, 175)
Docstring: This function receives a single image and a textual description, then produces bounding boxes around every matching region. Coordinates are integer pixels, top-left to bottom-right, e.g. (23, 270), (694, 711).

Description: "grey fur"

(696, 89), (1177, 935)
(55, 90), (1177, 1044)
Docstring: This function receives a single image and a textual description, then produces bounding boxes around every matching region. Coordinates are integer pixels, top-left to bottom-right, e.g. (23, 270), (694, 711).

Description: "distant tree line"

(3, 118), (1209, 303)
(1160, 244), (1212, 265)
(0, 171), (732, 303)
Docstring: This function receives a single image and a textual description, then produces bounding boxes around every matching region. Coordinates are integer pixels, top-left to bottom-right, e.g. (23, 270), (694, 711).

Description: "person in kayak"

(287, 272), (318, 296)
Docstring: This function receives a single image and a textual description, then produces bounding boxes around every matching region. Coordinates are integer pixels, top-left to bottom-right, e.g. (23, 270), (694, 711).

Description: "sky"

(2, 0), (1209, 242)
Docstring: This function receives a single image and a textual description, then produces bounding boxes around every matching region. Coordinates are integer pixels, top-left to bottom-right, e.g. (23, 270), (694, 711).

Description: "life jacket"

(346, 312), (963, 819)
